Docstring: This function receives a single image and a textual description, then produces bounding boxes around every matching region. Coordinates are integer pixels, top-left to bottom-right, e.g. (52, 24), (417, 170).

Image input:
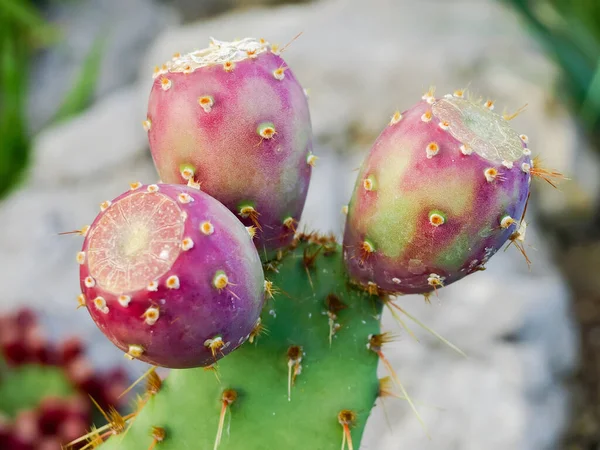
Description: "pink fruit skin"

(146, 46), (312, 260)
(80, 184), (264, 368)
(343, 98), (531, 295)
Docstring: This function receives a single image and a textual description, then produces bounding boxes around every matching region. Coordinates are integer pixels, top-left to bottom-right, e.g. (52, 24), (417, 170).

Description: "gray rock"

(27, 0), (179, 132)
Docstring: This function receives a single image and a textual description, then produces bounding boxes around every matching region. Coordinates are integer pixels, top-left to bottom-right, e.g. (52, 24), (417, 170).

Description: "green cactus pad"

(100, 236), (382, 450)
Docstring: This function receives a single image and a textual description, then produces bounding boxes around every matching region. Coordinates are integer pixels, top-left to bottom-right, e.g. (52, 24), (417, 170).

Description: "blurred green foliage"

(504, 0), (600, 136)
(0, 361), (74, 417)
(0, 0), (103, 199)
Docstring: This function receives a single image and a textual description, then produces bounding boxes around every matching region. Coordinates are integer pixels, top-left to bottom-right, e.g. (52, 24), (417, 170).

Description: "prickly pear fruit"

(145, 37), (313, 261)
(343, 92), (532, 295)
(78, 183), (265, 368)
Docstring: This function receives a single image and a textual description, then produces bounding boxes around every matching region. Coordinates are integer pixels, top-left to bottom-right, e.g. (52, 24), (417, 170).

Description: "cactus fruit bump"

(145, 38), (313, 260)
(343, 91), (533, 295)
(78, 183), (265, 368)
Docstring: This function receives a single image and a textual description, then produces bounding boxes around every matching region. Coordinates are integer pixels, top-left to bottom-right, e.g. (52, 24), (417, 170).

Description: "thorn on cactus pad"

(248, 317), (269, 344)
(287, 345), (303, 402)
(428, 211), (446, 227)
(420, 110), (432, 122)
(326, 294), (347, 346)
(84, 276), (96, 288)
(338, 409), (356, 450)
(147, 184), (159, 193)
(100, 200), (112, 211)
(203, 364), (221, 383)
(223, 61), (235, 72)
(130, 181), (142, 190)
(198, 95), (214, 113)
(160, 77), (172, 91)
(204, 336), (227, 360)
(147, 281), (159, 292)
(166, 275), (180, 289)
(384, 297), (467, 357)
(519, 134), (529, 144)
(502, 160), (514, 169)
(142, 118), (152, 132)
(119, 366), (158, 399)
(239, 204), (262, 231)
(214, 389), (237, 450)
(366, 281), (379, 296)
(200, 221), (214, 235)
(257, 122), (276, 140)
(77, 294), (86, 309)
(453, 88), (465, 98)
(142, 306), (160, 325)
(483, 99), (495, 110)
(341, 204), (348, 215)
(283, 216), (297, 232)
(246, 226), (257, 239)
(425, 142), (439, 158)
(264, 280), (279, 300)
(367, 333), (429, 438)
(118, 295), (131, 307)
(389, 111), (403, 125)
(148, 426), (166, 450)
(521, 162), (530, 174)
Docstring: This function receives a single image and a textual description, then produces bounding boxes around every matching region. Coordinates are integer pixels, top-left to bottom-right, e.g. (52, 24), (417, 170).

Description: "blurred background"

(0, 0), (599, 448)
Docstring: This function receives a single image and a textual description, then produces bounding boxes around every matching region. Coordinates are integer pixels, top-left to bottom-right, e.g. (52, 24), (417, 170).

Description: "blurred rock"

(27, 0), (179, 132)
(164, 0), (312, 23)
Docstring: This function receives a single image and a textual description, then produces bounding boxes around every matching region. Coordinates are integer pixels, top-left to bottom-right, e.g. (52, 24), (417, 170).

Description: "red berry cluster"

(0, 309), (128, 449)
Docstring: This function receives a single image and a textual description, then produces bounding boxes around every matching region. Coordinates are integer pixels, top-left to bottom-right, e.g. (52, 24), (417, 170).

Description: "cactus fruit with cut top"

(343, 91), (535, 296)
(78, 183), (265, 369)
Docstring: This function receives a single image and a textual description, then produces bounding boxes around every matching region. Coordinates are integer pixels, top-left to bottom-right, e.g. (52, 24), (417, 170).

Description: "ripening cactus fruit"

(95, 237), (384, 450)
(78, 183), (265, 368)
(343, 90), (535, 295)
(145, 37), (313, 261)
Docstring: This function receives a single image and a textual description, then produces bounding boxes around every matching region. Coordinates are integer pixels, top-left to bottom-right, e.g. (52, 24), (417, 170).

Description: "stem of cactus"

(97, 236), (383, 450)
